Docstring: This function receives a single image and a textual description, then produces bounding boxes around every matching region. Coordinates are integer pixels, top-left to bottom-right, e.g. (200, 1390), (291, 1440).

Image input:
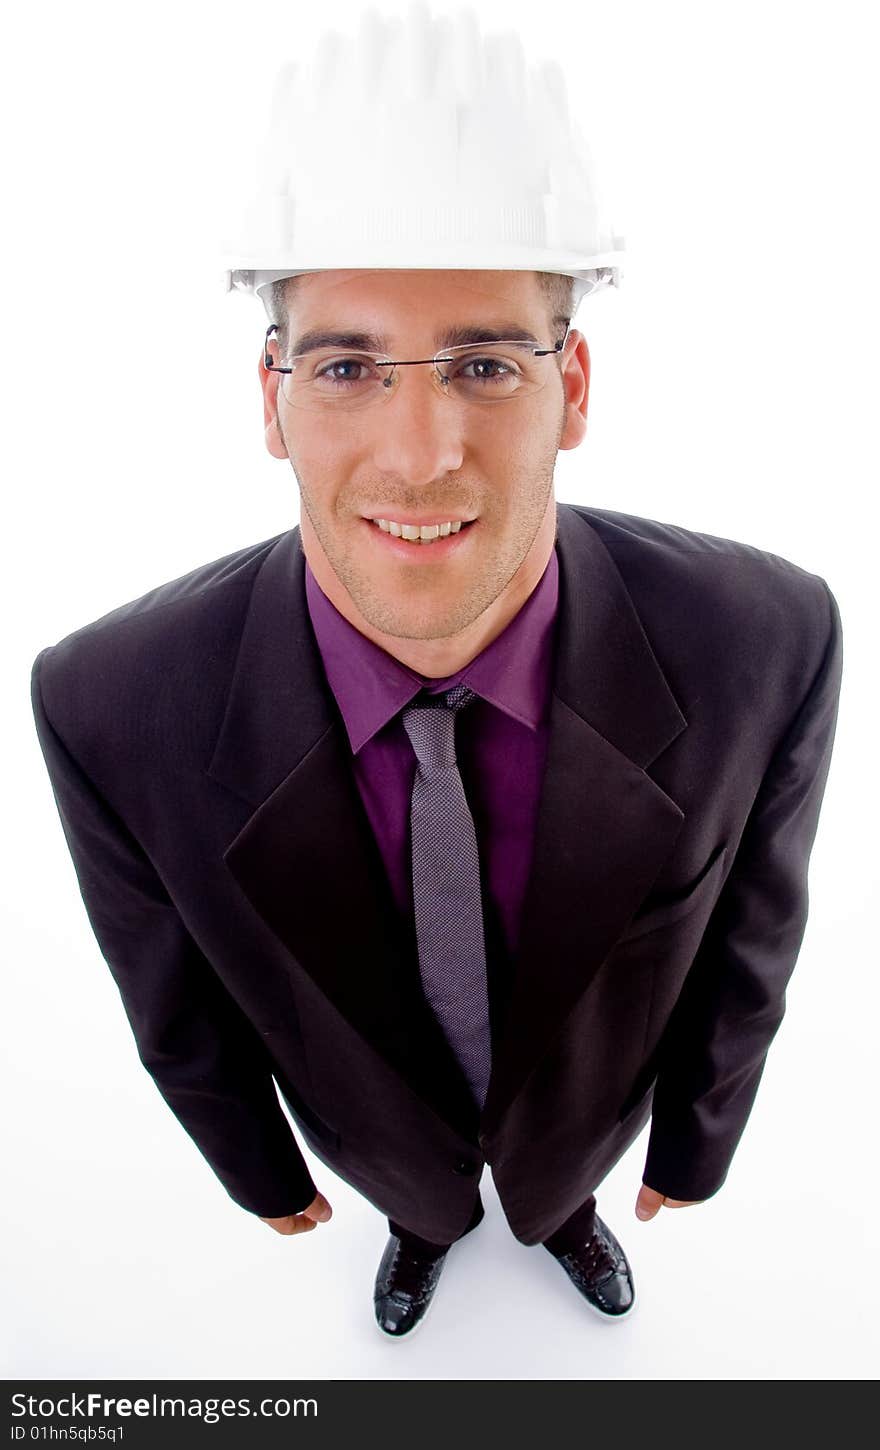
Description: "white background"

(3, 0), (877, 1381)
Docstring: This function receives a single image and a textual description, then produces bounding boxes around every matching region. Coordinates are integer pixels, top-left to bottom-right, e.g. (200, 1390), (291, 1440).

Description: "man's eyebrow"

(436, 324), (542, 350)
(288, 323), (542, 356)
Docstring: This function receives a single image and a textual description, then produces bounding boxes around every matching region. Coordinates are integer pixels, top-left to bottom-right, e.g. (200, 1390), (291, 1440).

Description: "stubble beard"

(280, 408), (562, 643)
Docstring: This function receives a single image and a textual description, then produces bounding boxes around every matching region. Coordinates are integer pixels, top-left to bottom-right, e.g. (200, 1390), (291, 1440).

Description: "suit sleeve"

(642, 579), (844, 1203)
(31, 647), (319, 1219)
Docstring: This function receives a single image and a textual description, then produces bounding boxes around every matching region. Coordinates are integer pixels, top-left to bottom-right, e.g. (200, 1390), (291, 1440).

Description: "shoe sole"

(578, 1290), (638, 1323)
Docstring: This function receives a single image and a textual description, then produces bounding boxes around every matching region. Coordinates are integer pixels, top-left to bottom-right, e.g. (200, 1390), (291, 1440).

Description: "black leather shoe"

(373, 1234), (449, 1339)
(551, 1214), (636, 1319)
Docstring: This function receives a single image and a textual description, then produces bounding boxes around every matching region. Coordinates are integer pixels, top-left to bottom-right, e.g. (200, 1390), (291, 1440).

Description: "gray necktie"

(401, 684), (491, 1110)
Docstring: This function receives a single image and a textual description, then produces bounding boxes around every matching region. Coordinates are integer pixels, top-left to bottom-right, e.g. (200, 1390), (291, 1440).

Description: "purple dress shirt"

(304, 546), (560, 960)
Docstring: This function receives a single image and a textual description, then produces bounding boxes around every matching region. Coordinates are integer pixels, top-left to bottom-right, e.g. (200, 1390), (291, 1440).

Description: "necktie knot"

(401, 685), (476, 773)
(441, 683), (476, 713)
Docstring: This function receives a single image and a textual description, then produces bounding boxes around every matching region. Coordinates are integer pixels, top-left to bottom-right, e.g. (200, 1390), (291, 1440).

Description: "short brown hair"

(265, 270), (574, 360)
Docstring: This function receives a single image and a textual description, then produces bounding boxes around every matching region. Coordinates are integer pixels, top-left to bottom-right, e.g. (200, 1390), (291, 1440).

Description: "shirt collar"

(304, 546), (559, 755)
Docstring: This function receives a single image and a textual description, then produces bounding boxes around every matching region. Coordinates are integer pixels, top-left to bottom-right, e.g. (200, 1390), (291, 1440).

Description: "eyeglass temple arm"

(535, 323), (572, 356)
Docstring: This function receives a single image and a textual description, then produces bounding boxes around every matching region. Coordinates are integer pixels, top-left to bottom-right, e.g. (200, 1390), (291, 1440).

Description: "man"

(30, 261), (843, 1337)
(30, 15), (843, 1339)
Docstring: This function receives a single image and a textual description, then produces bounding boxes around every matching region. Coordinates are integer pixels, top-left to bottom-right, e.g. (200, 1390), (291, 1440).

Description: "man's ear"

(258, 349), (290, 460)
(558, 329), (590, 452)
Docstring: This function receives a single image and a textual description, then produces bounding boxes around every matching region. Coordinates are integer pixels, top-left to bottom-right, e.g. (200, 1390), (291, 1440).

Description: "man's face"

(259, 269), (589, 642)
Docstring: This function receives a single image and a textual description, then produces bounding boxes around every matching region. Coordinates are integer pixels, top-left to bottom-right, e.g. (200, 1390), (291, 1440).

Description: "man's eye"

(460, 357), (512, 379)
(315, 358), (373, 383)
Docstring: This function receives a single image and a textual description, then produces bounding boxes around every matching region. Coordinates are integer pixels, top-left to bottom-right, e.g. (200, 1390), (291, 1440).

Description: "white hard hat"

(222, 2), (624, 312)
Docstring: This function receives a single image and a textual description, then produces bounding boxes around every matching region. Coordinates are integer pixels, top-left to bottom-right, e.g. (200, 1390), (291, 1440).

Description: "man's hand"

(635, 1182), (705, 1220)
(259, 1191), (333, 1235)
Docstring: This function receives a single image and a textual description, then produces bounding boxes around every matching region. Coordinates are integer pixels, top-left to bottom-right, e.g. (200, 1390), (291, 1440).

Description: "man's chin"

(358, 604), (482, 644)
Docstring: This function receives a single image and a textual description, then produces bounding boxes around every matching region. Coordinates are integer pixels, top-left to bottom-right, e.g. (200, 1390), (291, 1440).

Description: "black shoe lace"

(565, 1230), (618, 1286)
(389, 1245), (445, 1301)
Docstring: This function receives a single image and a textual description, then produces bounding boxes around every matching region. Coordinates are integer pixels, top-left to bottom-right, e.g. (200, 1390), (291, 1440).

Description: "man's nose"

(368, 370), (466, 484)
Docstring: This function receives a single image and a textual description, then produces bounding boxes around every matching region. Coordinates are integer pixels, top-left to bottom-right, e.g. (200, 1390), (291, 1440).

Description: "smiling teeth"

(374, 519), (464, 543)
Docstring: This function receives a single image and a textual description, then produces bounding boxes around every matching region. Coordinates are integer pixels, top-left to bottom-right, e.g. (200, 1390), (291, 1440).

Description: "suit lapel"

(209, 525), (480, 1131)
(210, 504), (689, 1137)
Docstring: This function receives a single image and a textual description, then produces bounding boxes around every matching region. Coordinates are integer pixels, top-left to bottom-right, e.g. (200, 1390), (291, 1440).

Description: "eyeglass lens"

(265, 339), (561, 411)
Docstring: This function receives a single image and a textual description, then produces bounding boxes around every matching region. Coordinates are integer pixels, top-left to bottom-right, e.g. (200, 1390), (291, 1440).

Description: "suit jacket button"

(453, 1158), (478, 1175)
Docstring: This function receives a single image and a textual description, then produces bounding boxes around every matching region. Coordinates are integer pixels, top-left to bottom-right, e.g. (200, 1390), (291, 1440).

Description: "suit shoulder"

(31, 530), (289, 756)
(567, 501), (836, 634)
(562, 501), (839, 703)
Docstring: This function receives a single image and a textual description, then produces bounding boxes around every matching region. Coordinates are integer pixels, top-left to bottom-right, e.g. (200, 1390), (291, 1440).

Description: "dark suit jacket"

(30, 502), (843, 1246)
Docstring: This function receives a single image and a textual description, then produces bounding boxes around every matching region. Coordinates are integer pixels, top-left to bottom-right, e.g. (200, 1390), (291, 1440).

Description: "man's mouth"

(366, 516), (476, 545)
(361, 515), (478, 557)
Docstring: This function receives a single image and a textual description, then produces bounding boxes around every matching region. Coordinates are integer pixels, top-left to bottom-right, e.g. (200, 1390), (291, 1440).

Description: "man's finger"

(636, 1182), (707, 1219)
(259, 1212), (319, 1235)
(259, 1190), (334, 1235)
(635, 1183), (665, 1220)
(301, 1192), (333, 1224)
